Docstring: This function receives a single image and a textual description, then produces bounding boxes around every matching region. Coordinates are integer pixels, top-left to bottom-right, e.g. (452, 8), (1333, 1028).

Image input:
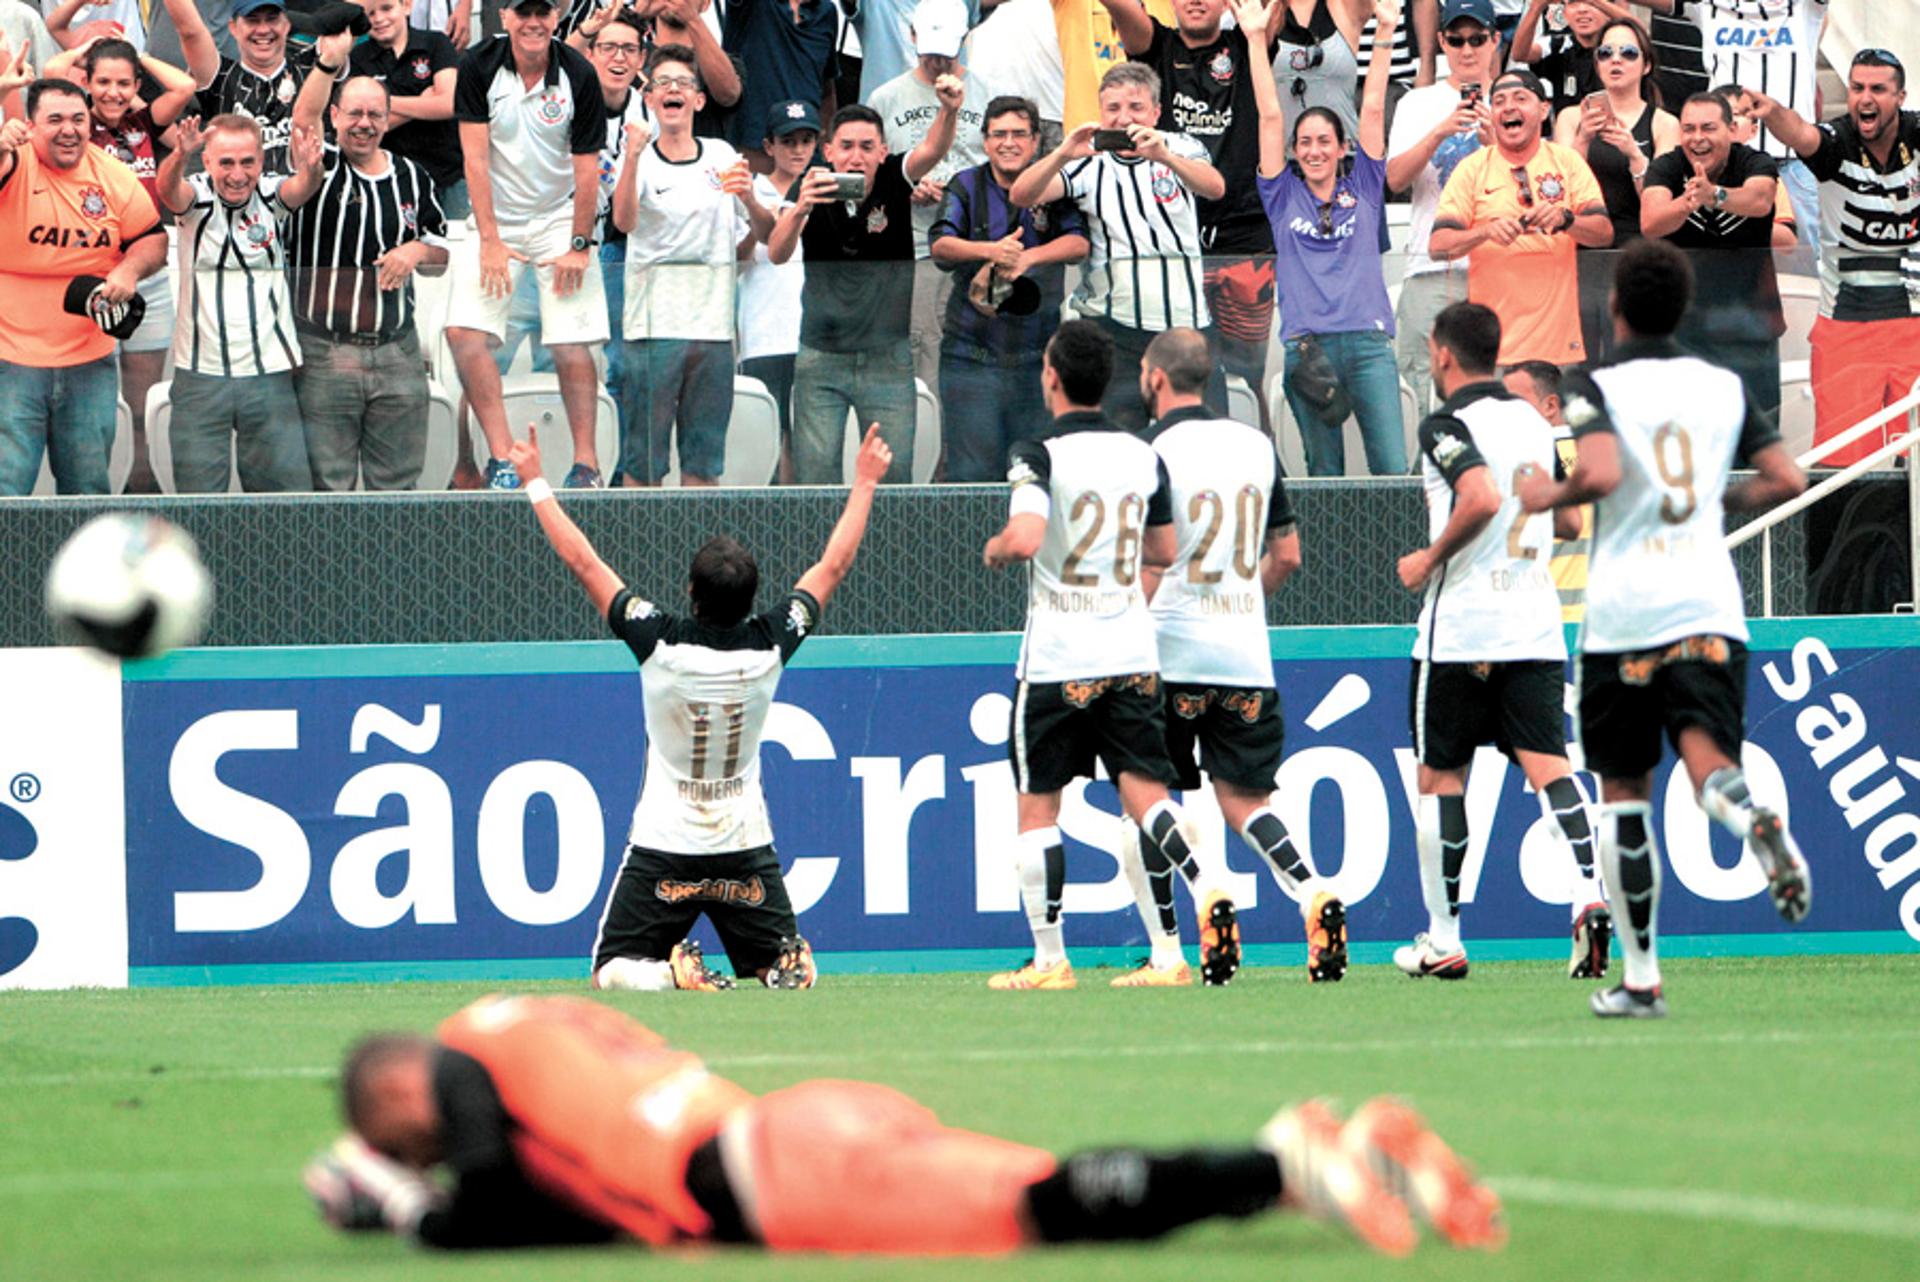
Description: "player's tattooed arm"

(1261, 527), (1302, 593)
(508, 434), (627, 618)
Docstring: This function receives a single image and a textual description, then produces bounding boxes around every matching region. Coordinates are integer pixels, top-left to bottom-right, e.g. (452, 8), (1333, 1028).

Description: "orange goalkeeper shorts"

(726, 1079), (1058, 1255)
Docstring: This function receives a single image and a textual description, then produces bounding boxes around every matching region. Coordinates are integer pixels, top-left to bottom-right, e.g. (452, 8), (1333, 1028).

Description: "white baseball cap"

(913, 0), (969, 59)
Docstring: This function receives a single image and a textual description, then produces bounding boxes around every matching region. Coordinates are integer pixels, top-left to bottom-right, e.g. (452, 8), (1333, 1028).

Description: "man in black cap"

(0, 77), (167, 495)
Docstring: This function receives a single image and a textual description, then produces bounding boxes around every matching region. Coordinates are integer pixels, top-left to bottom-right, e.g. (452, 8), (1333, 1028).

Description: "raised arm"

(767, 168), (835, 264)
(1509, 0), (1548, 67)
(153, 113), (205, 215)
(1411, 0), (1436, 86)
(276, 122), (328, 209)
(1236, 0), (1287, 179)
(904, 73), (964, 184)
(164, 0), (222, 89)
(507, 435), (626, 618)
(1094, 0), (1155, 57)
(142, 50), (205, 127)
(1746, 89), (1824, 160)
(610, 119), (651, 235)
(660, 0), (742, 108)
(1133, 125), (1226, 200)
(794, 427), (894, 606)
(1007, 125), (1088, 208)
(1358, 0), (1400, 160)
(292, 33), (352, 135)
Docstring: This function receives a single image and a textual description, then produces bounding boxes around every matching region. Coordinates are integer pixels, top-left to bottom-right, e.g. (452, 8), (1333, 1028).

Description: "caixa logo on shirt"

(1713, 25), (1797, 49)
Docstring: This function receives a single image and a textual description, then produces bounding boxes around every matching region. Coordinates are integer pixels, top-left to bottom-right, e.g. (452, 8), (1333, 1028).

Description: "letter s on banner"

(170, 710), (312, 933)
(476, 762), (604, 925)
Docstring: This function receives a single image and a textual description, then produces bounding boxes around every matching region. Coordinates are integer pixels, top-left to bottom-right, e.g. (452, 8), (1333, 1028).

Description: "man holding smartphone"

(767, 87), (964, 483)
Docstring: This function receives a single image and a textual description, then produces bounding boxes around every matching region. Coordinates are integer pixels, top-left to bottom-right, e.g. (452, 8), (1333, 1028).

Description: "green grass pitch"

(3, 954), (1918, 1282)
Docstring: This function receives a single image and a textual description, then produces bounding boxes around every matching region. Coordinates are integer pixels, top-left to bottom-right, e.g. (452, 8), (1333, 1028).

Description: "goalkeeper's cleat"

(988, 957), (1076, 990)
(1747, 808), (1811, 923)
(1589, 982), (1667, 1019)
(1197, 891), (1241, 986)
(668, 939), (735, 992)
(1394, 932), (1468, 980)
(764, 934), (817, 990)
(1304, 890), (1349, 983)
(1569, 902), (1612, 979)
(1110, 959), (1194, 988)
(1258, 1099), (1417, 1256)
(1343, 1097), (1506, 1250)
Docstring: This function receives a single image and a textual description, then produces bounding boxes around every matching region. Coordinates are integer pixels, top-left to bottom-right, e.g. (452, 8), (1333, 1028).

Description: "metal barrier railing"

(1725, 375), (1920, 617)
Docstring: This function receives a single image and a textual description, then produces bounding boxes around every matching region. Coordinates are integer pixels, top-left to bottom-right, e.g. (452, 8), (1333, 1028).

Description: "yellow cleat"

(1305, 890), (1349, 983)
(668, 939), (734, 991)
(1198, 891), (1241, 985)
(987, 958), (1077, 990)
(1110, 960), (1194, 988)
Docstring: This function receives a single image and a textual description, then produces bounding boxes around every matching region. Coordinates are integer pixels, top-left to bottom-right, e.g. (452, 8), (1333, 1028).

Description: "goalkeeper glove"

(303, 1134), (440, 1234)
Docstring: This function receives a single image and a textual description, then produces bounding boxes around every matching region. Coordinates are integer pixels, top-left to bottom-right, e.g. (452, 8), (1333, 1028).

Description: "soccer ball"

(45, 514), (213, 659)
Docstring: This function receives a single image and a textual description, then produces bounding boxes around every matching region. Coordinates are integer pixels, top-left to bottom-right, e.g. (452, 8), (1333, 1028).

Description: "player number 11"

(688, 701), (746, 780)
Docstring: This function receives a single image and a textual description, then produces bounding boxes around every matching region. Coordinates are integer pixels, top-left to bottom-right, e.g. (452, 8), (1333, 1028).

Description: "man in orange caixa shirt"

(0, 75), (167, 495)
(305, 994), (1505, 1257)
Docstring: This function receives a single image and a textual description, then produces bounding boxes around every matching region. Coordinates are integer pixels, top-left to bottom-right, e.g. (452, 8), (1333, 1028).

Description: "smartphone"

(1461, 83), (1482, 107)
(1092, 128), (1134, 152)
(1583, 90), (1611, 112)
(829, 172), (867, 201)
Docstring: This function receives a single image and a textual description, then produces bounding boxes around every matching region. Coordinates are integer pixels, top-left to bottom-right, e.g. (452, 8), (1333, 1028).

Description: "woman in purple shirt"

(1243, 0), (1405, 476)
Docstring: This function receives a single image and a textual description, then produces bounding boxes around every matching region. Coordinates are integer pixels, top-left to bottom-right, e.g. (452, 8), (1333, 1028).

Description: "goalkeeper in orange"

(304, 994), (1503, 1256)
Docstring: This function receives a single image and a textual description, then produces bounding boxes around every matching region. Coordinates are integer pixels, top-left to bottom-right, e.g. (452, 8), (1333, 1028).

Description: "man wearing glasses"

(1388, 0), (1500, 417)
(446, 0), (609, 489)
(1751, 47), (1920, 467)
(1429, 67), (1610, 368)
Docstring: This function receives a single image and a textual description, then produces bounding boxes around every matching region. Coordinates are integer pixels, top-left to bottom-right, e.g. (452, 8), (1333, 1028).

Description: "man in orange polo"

(305, 993), (1505, 1256)
(1429, 68), (1611, 368)
(0, 76), (166, 494)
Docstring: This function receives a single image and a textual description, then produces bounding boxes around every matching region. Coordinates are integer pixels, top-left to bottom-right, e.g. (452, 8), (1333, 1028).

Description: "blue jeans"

(1283, 329), (1407, 477)
(169, 367), (310, 493)
(439, 178), (472, 222)
(600, 241), (628, 446)
(938, 338), (1047, 483)
(791, 340), (916, 484)
(0, 355), (119, 495)
(1779, 158), (1819, 251)
(620, 338), (734, 483)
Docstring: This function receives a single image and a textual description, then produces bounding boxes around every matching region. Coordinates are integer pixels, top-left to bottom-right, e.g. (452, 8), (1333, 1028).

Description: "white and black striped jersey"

(1413, 383), (1565, 663)
(1805, 111), (1920, 321)
(1563, 338), (1779, 653)
(453, 35), (606, 226)
(1147, 406), (1294, 688)
(608, 585), (820, 855)
(1008, 411), (1174, 683)
(1648, 4), (1710, 110)
(1059, 137), (1212, 331)
(1687, 0), (1828, 158)
(286, 148), (448, 341)
(1356, 14), (1415, 85)
(595, 87), (653, 242)
(198, 49), (318, 175)
(172, 173), (301, 377)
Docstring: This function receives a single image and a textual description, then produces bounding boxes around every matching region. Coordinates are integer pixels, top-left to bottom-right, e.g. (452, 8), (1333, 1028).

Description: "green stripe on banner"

(119, 615), (1920, 683)
(127, 930), (1918, 986)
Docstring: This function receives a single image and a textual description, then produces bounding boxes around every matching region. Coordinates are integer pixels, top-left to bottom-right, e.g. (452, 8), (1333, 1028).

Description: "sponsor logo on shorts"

(655, 875), (766, 906)
(1062, 672), (1158, 708)
(1618, 634), (1730, 686)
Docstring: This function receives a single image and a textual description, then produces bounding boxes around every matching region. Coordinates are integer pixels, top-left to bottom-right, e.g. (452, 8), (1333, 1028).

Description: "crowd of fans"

(0, 0), (1913, 495)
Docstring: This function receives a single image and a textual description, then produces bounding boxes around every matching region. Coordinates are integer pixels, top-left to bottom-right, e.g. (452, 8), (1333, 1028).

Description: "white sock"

(1599, 802), (1662, 991)
(1415, 794), (1461, 951)
(1018, 826), (1066, 968)
(1699, 765), (1755, 840)
(592, 957), (676, 991)
(1120, 819), (1185, 969)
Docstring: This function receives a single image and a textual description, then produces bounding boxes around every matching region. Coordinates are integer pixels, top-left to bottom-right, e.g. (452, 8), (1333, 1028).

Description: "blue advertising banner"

(120, 618), (1920, 984)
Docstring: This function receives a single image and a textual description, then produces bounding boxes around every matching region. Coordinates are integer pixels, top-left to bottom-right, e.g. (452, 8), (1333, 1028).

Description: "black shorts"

(1164, 682), (1285, 792)
(1578, 637), (1748, 781)
(1410, 658), (1569, 771)
(592, 844), (798, 978)
(1010, 673), (1178, 795)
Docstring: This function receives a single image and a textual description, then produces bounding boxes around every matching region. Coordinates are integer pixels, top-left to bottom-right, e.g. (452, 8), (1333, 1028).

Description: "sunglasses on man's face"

(1443, 31), (1492, 49)
(1595, 44), (1643, 63)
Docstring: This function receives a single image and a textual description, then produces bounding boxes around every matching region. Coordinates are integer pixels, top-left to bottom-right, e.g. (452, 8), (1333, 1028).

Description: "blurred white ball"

(45, 513), (213, 659)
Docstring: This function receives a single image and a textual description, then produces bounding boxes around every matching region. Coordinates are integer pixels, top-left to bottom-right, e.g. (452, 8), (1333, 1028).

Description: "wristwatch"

(1558, 206), (1575, 232)
(1712, 186), (1729, 207)
(570, 234), (592, 252)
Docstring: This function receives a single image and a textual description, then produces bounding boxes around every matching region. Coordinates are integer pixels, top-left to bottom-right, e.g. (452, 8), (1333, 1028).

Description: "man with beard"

(928, 93), (1088, 480)
(1429, 68), (1610, 367)
(1095, 0), (1277, 430)
(288, 46), (450, 490)
(0, 76), (167, 495)
(1751, 49), (1920, 467)
(1640, 91), (1783, 425)
(155, 111), (328, 491)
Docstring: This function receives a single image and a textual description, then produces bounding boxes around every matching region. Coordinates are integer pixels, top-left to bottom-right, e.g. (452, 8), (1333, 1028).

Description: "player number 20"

(1061, 491), (1146, 587)
(1187, 486), (1263, 583)
(688, 701), (746, 780)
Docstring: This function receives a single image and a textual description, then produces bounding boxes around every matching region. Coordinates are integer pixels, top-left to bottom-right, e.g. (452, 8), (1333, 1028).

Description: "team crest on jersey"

(411, 55), (432, 80)
(400, 200), (417, 231)
(277, 76), (295, 104)
(1208, 49), (1235, 83)
(1151, 167), (1179, 203)
(865, 205), (888, 234)
(706, 165), (725, 190)
(1334, 187), (1357, 209)
(1537, 172), (1566, 201)
(78, 185), (108, 220)
(1431, 430), (1469, 467)
(537, 91), (567, 125)
(1562, 394), (1600, 429)
(1007, 457), (1039, 487)
(625, 596), (658, 621)
(124, 128), (145, 147)
(785, 599), (811, 635)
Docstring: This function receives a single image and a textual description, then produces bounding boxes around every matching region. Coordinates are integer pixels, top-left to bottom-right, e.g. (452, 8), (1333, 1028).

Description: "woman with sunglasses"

(1551, 16), (1674, 359)
(1244, 0), (1405, 476)
(1271, 0), (1375, 153)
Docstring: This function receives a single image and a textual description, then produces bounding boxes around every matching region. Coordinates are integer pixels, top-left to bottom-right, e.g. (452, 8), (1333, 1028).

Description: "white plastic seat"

(416, 377), (460, 490)
(659, 373), (781, 487)
(841, 377), (941, 483)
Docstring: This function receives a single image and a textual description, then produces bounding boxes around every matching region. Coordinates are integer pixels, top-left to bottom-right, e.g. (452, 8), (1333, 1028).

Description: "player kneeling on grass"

(1393, 301), (1611, 985)
(511, 426), (894, 992)
(305, 993), (1506, 1254)
(1517, 240), (1811, 1019)
(1116, 328), (1348, 987)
